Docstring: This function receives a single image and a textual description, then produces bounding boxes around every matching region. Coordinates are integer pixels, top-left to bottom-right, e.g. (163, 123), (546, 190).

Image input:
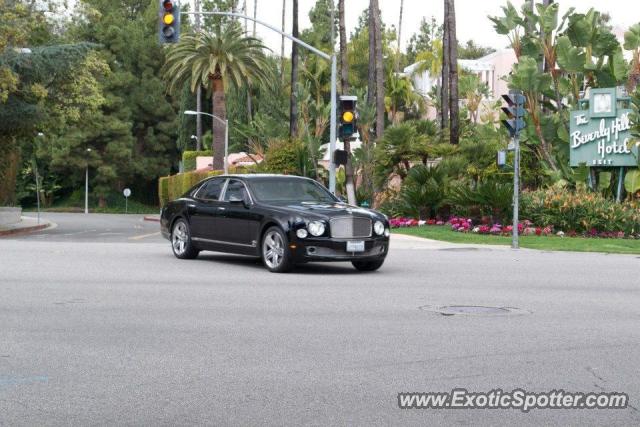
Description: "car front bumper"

(288, 235), (389, 262)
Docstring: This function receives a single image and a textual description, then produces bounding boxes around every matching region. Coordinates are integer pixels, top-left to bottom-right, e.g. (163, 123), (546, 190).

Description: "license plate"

(346, 240), (365, 252)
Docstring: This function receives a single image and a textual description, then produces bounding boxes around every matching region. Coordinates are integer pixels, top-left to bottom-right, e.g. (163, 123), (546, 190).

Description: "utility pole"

(194, 0), (202, 150)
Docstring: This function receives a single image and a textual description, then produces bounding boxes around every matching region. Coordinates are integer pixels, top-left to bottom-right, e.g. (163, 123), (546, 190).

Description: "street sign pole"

(501, 90), (525, 250)
(123, 188), (131, 214)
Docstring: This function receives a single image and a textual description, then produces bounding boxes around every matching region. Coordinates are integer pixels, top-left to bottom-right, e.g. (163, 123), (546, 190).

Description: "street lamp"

(184, 110), (229, 174)
(85, 148), (92, 214)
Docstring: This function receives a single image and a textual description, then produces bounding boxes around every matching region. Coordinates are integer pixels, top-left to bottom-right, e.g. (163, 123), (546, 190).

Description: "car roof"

(214, 174), (314, 181)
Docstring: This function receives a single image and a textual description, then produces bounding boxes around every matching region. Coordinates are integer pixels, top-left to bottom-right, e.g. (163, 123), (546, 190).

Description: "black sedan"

(160, 174), (390, 272)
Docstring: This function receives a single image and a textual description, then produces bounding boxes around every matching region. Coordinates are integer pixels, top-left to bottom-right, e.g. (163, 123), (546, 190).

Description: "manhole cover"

(418, 305), (530, 316)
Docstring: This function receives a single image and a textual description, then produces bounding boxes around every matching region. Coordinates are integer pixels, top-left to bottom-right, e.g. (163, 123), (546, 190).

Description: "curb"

(143, 216), (161, 222)
(0, 222), (49, 237)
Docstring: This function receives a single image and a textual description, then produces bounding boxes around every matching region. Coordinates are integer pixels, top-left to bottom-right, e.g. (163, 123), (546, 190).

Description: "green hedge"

(158, 170), (223, 207)
(158, 166), (256, 206)
(182, 150), (213, 171)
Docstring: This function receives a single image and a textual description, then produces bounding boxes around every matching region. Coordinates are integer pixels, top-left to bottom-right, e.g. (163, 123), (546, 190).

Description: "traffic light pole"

(512, 134), (520, 249)
(181, 11), (338, 194)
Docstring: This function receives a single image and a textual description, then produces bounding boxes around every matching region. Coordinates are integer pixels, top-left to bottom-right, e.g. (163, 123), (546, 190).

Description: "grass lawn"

(394, 225), (640, 255)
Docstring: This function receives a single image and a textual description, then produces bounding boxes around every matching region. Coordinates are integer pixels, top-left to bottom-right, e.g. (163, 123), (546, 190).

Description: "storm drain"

(418, 305), (531, 316)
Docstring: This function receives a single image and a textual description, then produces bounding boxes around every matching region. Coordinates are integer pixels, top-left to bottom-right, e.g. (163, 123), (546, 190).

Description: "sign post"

(123, 188), (131, 214)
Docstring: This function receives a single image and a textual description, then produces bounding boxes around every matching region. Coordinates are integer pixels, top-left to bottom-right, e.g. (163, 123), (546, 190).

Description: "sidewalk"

(390, 232), (513, 251)
(0, 216), (51, 237)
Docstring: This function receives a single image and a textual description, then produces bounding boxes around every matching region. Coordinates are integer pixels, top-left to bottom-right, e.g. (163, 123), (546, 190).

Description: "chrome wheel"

(172, 221), (188, 256)
(263, 230), (285, 269)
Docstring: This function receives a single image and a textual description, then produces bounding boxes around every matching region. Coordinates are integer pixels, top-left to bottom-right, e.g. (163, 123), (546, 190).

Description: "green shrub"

(447, 180), (513, 223)
(158, 170), (224, 206)
(182, 150), (213, 171)
(261, 139), (304, 175)
(397, 165), (449, 219)
(521, 188), (640, 233)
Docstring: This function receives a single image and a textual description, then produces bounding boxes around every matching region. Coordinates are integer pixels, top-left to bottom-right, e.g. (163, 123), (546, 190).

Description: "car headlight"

(307, 221), (325, 236)
(374, 220), (385, 235)
(296, 228), (308, 239)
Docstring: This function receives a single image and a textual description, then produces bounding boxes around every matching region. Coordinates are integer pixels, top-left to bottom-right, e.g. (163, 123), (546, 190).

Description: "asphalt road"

(1, 213), (639, 426)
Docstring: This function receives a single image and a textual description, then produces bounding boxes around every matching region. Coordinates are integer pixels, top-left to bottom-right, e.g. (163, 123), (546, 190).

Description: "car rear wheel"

(171, 219), (199, 259)
(261, 226), (293, 273)
(352, 259), (385, 272)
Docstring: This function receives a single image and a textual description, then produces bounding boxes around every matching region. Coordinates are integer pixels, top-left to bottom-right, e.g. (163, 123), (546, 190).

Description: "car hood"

(265, 201), (386, 222)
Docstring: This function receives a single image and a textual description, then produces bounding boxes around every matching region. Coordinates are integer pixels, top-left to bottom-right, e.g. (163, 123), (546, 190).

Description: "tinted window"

(223, 179), (248, 202)
(198, 179), (224, 200)
(249, 178), (337, 203)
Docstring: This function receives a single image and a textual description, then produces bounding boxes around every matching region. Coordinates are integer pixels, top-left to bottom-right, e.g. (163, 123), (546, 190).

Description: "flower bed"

(389, 216), (637, 239)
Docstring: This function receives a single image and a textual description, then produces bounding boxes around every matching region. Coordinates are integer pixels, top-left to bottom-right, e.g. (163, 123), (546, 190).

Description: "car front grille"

(330, 217), (372, 238)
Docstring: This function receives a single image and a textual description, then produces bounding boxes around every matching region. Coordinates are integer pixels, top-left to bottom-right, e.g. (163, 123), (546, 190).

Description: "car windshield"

(249, 178), (338, 203)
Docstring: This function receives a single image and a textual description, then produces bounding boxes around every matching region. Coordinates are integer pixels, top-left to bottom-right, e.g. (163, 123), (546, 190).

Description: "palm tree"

(446, 0), (459, 144)
(163, 27), (271, 170)
(441, 0), (449, 131)
(290, 0), (299, 137)
(367, 4), (376, 105)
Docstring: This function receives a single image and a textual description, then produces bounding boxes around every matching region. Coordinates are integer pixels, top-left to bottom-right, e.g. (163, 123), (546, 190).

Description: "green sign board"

(569, 88), (638, 167)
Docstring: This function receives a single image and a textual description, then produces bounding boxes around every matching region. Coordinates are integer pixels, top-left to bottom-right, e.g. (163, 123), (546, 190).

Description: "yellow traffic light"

(163, 13), (174, 25)
(341, 111), (354, 123)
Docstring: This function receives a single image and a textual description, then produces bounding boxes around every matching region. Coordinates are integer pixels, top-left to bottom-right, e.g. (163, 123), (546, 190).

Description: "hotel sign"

(570, 88), (638, 167)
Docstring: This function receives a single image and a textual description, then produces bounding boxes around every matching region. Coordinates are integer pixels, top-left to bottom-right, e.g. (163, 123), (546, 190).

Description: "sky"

(190, 0), (637, 58)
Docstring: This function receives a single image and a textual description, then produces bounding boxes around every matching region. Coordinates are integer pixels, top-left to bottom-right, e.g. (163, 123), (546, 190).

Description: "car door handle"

(218, 207), (226, 211)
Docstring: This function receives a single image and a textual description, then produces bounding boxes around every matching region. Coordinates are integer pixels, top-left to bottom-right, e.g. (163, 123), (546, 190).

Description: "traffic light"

(338, 95), (358, 140)
(501, 91), (526, 138)
(159, 0), (180, 44)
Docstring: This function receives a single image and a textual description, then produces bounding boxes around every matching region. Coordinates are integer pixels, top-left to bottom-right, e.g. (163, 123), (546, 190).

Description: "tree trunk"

(441, 0), (449, 131)
(280, 0), (286, 83)
(447, 0), (459, 144)
(212, 77), (226, 171)
(289, 0), (299, 138)
(373, 0), (384, 139)
(367, 2), (376, 105)
(395, 0), (404, 72)
(339, 0), (348, 93)
(252, 0), (257, 36)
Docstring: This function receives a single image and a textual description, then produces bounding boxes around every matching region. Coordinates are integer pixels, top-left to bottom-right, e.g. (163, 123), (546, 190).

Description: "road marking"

(129, 232), (161, 240)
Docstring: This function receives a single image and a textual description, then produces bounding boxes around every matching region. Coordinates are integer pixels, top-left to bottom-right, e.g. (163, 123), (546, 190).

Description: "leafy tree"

(163, 27), (271, 170)
(406, 16), (443, 65)
(458, 40), (495, 60)
(300, 0), (336, 55)
(385, 72), (423, 123)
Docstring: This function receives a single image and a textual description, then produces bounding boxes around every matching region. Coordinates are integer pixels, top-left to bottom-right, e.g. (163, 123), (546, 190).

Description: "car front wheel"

(261, 226), (293, 273)
(352, 258), (385, 272)
(171, 219), (199, 259)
